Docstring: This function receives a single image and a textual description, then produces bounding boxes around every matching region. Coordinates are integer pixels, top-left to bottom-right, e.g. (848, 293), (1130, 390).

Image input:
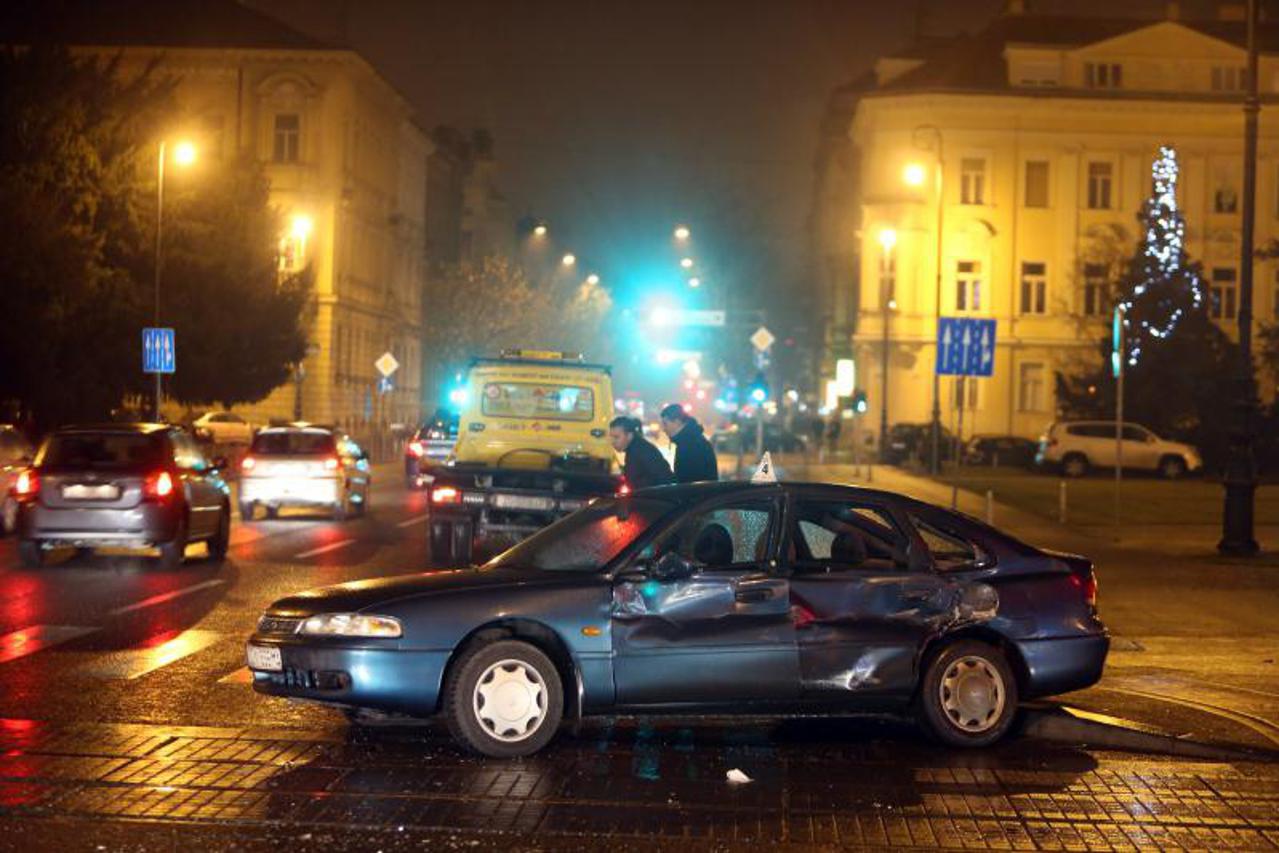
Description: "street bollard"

(985, 489), (994, 525)
(1058, 479), (1068, 524)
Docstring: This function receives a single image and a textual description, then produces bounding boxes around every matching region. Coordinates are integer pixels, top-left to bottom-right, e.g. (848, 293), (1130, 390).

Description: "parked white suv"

(1037, 421), (1202, 479)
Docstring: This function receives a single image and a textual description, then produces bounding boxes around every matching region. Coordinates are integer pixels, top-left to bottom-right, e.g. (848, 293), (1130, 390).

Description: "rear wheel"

(208, 506), (230, 561)
(1159, 455), (1187, 480)
(917, 640), (1018, 748)
(443, 639), (563, 758)
(158, 518), (188, 569)
(1061, 453), (1089, 478)
(17, 539), (43, 568)
(264, 505), (279, 520)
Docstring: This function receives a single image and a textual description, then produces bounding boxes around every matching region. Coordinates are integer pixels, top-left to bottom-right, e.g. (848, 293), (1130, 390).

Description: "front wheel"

(1159, 456), (1187, 480)
(443, 640), (564, 757)
(917, 640), (1018, 748)
(1061, 454), (1089, 478)
(208, 506), (230, 561)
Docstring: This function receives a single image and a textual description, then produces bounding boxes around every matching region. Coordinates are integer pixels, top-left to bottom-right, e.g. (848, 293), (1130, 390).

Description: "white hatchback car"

(193, 411), (255, 445)
(1037, 420), (1202, 479)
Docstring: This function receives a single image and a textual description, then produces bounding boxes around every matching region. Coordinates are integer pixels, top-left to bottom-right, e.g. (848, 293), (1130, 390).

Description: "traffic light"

(852, 389), (868, 414)
(748, 372), (769, 404)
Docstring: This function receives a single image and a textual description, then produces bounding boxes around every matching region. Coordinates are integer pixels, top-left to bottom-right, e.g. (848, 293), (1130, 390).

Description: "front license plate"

(246, 644), (282, 672)
(493, 494), (554, 511)
(62, 483), (120, 500)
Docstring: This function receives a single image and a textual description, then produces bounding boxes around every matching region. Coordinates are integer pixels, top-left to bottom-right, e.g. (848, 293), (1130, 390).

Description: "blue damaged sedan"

(247, 481), (1107, 757)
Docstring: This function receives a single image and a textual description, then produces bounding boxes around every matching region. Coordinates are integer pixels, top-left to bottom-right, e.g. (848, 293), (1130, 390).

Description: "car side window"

(171, 433), (207, 472)
(790, 500), (907, 573)
(909, 514), (986, 571)
(646, 500), (775, 569)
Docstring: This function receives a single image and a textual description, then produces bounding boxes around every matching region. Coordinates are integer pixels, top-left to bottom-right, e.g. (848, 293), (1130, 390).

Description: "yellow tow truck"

(425, 350), (621, 566)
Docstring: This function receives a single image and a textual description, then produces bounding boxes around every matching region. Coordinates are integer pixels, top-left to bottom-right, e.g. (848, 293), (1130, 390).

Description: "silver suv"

(1036, 421), (1202, 479)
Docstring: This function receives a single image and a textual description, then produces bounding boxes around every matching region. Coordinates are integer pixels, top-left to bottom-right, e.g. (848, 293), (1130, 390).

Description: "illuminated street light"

(290, 213), (314, 241)
(151, 137), (198, 420)
(562, 253), (577, 266)
(674, 225), (691, 240)
(586, 273), (600, 285)
(532, 223), (548, 237)
(680, 257), (694, 269)
(903, 162), (927, 187)
(687, 276), (701, 288)
(172, 140), (197, 167)
(877, 227), (897, 251)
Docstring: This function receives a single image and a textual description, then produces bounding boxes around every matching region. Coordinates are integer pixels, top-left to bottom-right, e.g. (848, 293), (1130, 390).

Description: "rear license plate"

(492, 494), (554, 511)
(246, 644), (283, 672)
(62, 483), (120, 500)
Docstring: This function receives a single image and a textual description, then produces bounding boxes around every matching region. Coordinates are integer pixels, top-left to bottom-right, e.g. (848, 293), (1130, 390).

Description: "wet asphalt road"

(0, 467), (1276, 850)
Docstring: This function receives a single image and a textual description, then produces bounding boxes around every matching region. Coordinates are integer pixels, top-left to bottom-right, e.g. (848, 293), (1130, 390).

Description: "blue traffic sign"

(936, 317), (996, 377)
(142, 327), (176, 374)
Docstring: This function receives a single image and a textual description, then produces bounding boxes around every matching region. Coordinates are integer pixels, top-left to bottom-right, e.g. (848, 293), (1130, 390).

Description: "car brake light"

(617, 482), (631, 496)
(1069, 571), (1098, 607)
(143, 470), (175, 501)
(241, 456), (256, 471)
(408, 440), (425, 458)
(431, 486), (461, 505)
(324, 456), (341, 471)
(13, 469), (38, 499)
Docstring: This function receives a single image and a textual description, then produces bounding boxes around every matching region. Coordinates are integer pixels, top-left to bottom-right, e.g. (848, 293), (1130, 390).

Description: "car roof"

(257, 426), (333, 435)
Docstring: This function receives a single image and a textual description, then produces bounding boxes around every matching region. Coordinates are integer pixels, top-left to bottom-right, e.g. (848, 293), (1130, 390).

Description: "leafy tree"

(1056, 147), (1241, 468)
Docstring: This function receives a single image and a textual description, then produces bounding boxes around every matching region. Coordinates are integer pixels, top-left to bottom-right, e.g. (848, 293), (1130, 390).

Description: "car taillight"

(13, 469), (38, 500)
(241, 456), (256, 471)
(408, 441), (425, 458)
(431, 486), (461, 505)
(617, 481), (631, 496)
(1069, 571), (1098, 607)
(143, 470), (175, 501)
(324, 456), (341, 471)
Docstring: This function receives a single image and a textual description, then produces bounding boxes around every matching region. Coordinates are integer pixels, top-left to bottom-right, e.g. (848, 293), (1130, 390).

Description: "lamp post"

(877, 227), (897, 463)
(153, 139), (196, 421)
(1220, 0), (1261, 555)
(907, 125), (945, 474)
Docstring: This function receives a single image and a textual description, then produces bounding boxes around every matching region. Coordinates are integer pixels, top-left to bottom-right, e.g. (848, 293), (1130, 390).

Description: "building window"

(951, 376), (980, 410)
(961, 158), (986, 205)
(1020, 262), (1047, 315)
(1210, 267), (1238, 320)
(1018, 363), (1046, 412)
(1087, 162), (1113, 210)
(879, 251), (896, 308)
(273, 113), (300, 163)
(1215, 184), (1238, 214)
(1083, 263), (1108, 316)
(1211, 66), (1247, 92)
(1024, 160), (1049, 208)
(956, 260), (983, 312)
(1084, 62), (1122, 89)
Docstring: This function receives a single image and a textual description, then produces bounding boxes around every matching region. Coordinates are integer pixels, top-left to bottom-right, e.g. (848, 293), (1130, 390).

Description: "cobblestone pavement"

(0, 716), (1276, 851)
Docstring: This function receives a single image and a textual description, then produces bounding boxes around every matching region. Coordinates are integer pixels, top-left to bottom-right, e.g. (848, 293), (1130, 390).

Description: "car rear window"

(480, 382), (595, 422)
(39, 433), (166, 469)
(250, 431), (336, 455)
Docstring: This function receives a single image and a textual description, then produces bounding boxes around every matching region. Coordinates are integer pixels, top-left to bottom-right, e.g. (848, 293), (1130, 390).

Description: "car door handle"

(735, 588), (773, 603)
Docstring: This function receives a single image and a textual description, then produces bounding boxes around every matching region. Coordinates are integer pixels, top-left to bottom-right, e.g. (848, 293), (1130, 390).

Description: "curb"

(1020, 703), (1279, 761)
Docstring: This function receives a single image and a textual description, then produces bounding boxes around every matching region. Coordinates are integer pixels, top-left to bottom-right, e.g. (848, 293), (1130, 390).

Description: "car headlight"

(298, 613), (402, 638)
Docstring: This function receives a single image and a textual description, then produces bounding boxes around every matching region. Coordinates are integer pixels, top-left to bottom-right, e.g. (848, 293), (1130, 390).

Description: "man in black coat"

(608, 416), (674, 490)
(659, 404), (719, 483)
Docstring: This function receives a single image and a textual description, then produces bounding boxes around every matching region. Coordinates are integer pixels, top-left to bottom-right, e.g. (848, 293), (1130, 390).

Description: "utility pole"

(1219, 0), (1260, 556)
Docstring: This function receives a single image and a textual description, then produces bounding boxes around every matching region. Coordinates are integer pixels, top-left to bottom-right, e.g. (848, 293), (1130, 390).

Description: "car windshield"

(487, 497), (676, 572)
(39, 432), (165, 469)
(250, 431), (336, 455)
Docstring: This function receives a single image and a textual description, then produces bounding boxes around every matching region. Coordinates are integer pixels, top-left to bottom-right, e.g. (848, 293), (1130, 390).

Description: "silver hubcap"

(473, 658), (547, 742)
(939, 655), (1006, 733)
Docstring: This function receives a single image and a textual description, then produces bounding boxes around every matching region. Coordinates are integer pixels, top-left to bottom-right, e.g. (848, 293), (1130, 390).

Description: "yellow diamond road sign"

(750, 326), (775, 352)
(375, 351), (400, 378)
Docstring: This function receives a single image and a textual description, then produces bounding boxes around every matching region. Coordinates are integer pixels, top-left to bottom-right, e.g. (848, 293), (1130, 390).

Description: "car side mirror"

(651, 551), (695, 582)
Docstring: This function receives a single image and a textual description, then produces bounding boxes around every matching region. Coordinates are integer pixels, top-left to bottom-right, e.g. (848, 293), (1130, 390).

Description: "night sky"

(254, 0), (1184, 314)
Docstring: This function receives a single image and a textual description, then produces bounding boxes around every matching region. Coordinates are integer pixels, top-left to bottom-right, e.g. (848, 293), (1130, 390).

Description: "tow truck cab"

(425, 350), (621, 566)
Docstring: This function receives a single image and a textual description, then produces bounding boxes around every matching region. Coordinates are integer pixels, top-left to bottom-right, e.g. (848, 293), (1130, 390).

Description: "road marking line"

(76, 629), (222, 680)
(219, 666), (253, 684)
(107, 579), (226, 616)
(0, 625), (99, 664)
(1106, 685), (1279, 748)
(396, 514), (430, 528)
(294, 539), (355, 558)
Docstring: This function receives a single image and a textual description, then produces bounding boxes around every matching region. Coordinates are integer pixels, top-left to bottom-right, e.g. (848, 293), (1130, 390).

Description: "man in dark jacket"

(659, 404), (719, 483)
(609, 416), (674, 490)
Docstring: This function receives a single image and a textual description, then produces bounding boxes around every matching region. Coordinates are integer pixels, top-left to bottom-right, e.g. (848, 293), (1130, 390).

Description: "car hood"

(265, 566), (579, 615)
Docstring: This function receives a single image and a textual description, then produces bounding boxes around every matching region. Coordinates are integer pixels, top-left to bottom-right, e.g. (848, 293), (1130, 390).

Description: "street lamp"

(152, 138), (197, 420)
(877, 228), (898, 463)
(680, 257), (694, 269)
(561, 253), (576, 267)
(909, 124), (945, 474)
(674, 225), (691, 240)
(532, 223), (548, 237)
(585, 273), (600, 286)
(688, 276), (701, 288)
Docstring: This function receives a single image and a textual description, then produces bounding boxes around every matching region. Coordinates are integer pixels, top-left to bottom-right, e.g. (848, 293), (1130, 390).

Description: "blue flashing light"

(750, 387), (767, 404)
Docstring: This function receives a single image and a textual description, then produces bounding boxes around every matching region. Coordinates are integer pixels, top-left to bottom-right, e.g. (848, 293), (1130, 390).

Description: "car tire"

(17, 539), (43, 568)
(1061, 454), (1089, 478)
(239, 500), (255, 522)
(428, 520), (454, 568)
(443, 639), (564, 758)
(1, 496), (17, 537)
(158, 517), (188, 570)
(1159, 455), (1187, 480)
(208, 506), (230, 562)
(917, 640), (1018, 748)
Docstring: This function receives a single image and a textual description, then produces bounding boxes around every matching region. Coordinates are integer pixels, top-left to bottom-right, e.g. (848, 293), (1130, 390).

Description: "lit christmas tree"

(1116, 145), (1204, 366)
